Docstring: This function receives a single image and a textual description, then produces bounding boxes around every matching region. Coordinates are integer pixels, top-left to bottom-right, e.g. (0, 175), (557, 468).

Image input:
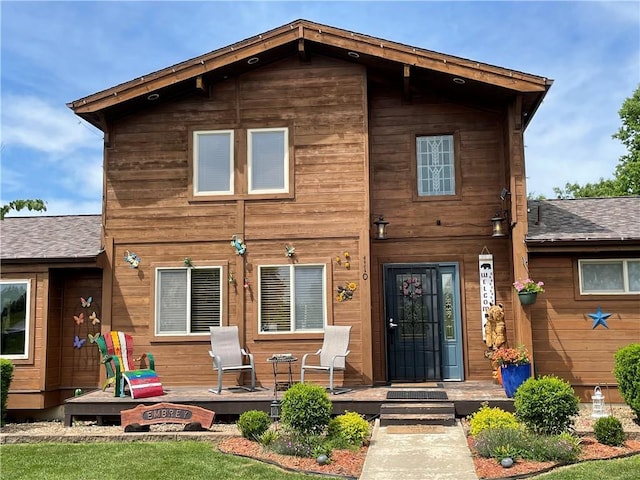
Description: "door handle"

(388, 318), (398, 329)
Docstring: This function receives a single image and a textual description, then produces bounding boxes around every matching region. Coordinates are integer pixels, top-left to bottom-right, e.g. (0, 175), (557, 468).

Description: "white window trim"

(258, 263), (326, 334)
(154, 266), (223, 336)
(247, 127), (289, 194)
(578, 258), (640, 295)
(0, 279), (30, 360)
(193, 130), (234, 196)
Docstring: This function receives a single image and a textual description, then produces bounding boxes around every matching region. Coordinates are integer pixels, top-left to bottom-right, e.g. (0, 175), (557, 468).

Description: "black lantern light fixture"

(373, 215), (389, 240)
(269, 400), (280, 422)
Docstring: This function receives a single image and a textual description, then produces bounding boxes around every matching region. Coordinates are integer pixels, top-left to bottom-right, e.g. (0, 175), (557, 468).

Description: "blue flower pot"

(501, 364), (531, 398)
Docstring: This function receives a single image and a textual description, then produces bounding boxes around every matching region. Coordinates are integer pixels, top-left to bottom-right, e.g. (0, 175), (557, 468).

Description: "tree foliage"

(554, 84), (640, 198)
(0, 199), (47, 220)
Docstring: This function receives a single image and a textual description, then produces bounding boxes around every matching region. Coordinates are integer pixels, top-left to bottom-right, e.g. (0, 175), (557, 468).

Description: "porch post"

(506, 97), (534, 362)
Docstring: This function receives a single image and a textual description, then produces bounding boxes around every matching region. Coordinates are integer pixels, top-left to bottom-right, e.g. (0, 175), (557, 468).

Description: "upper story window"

(193, 130), (234, 196)
(259, 264), (325, 333)
(1, 280), (30, 359)
(416, 134), (456, 196)
(579, 259), (640, 295)
(155, 267), (222, 335)
(248, 128), (289, 194)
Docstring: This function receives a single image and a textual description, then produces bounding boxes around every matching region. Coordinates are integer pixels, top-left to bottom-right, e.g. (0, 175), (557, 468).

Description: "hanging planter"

(513, 278), (544, 306)
(518, 291), (538, 305)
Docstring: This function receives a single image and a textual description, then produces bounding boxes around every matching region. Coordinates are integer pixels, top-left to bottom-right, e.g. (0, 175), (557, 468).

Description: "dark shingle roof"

(0, 215), (102, 260)
(527, 197), (640, 243)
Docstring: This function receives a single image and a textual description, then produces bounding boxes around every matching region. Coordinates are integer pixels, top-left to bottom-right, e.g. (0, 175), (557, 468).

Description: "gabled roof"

(0, 215), (102, 262)
(68, 19), (551, 130)
(526, 197), (640, 246)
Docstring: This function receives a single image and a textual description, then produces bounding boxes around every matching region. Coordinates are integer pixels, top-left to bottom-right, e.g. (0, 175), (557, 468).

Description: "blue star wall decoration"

(589, 306), (612, 329)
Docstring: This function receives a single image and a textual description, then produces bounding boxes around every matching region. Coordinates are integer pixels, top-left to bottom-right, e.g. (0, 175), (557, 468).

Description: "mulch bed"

(469, 436), (640, 479)
(219, 434), (640, 480)
(218, 437), (366, 479)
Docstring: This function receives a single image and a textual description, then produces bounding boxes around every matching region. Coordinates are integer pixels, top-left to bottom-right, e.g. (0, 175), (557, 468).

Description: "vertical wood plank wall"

(103, 55), (369, 388)
(368, 82), (517, 383)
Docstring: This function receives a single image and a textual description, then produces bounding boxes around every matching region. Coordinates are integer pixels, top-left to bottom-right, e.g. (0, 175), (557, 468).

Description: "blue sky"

(1, 1), (638, 216)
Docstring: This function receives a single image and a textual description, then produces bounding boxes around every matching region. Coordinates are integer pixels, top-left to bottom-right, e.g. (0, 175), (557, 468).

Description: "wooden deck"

(64, 381), (511, 427)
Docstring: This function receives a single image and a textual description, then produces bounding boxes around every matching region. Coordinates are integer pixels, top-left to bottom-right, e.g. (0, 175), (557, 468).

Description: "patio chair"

(208, 326), (255, 394)
(95, 331), (163, 398)
(301, 325), (351, 394)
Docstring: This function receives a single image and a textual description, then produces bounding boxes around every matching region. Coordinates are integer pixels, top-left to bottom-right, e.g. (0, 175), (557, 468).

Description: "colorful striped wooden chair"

(94, 331), (163, 399)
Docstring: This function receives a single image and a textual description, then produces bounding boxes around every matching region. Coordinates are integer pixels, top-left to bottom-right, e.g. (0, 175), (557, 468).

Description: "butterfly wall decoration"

(89, 312), (100, 325)
(81, 296), (92, 308)
(88, 333), (101, 343)
(73, 313), (85, 325)
(73, 335), (86, 349)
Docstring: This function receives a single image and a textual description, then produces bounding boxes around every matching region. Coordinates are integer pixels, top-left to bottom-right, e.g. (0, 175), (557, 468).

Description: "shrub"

(327, 411), (370, 447)
(467, 403), (521, 437)
(280, 383), (332, 435)
(237, 410), (271, 440)
(474, 427), (528, 460)
(269, 432), (328, 458)
(614, 343), (640, 419)
(514, 375), (579, 435)
(524, 433), (581, 462)
(474, 428), (581, 463)
(1, 359), (14, 427)
(593, 416), (625, 446)
(259, 429), (279, 446)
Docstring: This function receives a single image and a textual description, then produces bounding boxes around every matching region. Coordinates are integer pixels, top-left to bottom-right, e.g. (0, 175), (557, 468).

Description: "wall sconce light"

(373, 215), (389, 240)
(491, 188), (515, 237)
(491, 213), (507, 237)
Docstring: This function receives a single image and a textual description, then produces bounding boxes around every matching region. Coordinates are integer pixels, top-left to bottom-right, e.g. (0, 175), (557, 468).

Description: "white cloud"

(1, 95), (101, 154)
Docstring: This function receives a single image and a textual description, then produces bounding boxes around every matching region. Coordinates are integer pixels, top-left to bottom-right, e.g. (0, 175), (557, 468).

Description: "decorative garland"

(402, 277), (423, 299)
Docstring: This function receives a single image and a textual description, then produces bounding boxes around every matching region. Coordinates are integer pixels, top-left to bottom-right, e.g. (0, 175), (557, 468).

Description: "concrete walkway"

(359, 419), (478, 480)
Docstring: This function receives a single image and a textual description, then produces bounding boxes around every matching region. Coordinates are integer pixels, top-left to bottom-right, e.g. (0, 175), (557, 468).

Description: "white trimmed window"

(579, 259), (640, 294)
(1, 280), (30, 359)
(417, 135), (455, 196)
(193, 130), (234, 195)
(259, 264), (325, 333)
(248, 128), (288, 194)
(155, 267), (222, 335)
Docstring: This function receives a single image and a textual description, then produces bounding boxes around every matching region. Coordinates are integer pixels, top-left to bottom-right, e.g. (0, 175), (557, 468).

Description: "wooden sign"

(479, 253), (496, 341)
(121, 402), (215, 431)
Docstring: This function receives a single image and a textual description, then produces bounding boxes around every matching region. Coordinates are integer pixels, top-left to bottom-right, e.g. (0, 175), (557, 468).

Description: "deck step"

(379, 402), (456, 426)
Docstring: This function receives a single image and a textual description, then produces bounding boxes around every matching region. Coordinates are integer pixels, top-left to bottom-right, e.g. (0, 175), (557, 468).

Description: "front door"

(384, 264), (463, 382)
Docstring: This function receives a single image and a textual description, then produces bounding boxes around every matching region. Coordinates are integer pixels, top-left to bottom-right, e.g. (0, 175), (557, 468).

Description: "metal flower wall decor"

(336, 282), (358, 302)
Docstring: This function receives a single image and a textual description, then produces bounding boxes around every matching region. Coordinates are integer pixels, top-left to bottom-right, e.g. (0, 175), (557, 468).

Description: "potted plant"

(513, 278), (544, 305)
(492, 345), (532, 398)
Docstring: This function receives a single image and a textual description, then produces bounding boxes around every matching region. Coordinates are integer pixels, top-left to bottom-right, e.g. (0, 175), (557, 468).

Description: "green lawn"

(0, 441), (336, 480)
(532, 455), (640, 479)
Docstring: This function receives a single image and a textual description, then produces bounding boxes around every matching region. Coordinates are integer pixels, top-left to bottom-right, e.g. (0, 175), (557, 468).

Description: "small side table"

(267, 355), (298, 397)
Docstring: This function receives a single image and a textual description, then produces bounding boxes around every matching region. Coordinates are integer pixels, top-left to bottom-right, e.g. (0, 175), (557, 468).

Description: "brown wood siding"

(56, 270), (103, 390)
(1, 270), (45, 394)
(3, 266), (101, 410)
(368, 81), (513, 383)
(529, 254), (640, 399)
(103, 55), (369, 390)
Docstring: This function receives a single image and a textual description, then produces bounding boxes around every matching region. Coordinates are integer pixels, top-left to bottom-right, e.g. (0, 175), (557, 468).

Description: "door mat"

(386, 425), (446, 434)
(390, 382), (443, 388)
(386, 390), (448, 400)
